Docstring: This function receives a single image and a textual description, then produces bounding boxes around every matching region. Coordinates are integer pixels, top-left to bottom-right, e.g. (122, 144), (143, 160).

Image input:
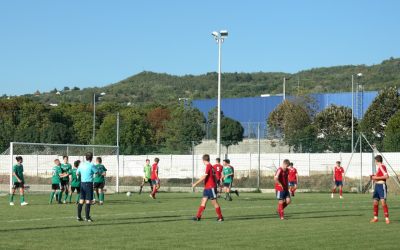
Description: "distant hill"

(17, 57), (400, 108)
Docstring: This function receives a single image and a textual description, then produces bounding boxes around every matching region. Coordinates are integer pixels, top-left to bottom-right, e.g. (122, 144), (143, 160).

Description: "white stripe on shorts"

(211, 188), (216, 199)
(383, 184), (387, 199)
(277, 191), (280, 199)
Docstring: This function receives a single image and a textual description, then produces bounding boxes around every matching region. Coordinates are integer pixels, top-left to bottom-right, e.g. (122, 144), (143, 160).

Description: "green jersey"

(223, 167), (233, 183)
(60, 164), (72, 181)
(144, 165), (152, 180)
(12, 164), (24, 182)
(52, 166), (63, 184)
(94, 164), (107, 183)
(69, 168), (81, 187)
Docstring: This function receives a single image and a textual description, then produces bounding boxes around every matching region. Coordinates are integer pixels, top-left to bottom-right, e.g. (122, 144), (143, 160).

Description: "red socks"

(278, 204), (284, 218)
(219, 187), (222, 194)
(293, 188), (296, 192)
(339, 190), (342, 196)
(197, 206), (205, 218)
(215, 207), (223, 218)
(383, 205), (389, 219)
(151, 188), (157, 196)
(332, 188), (336, 194)
(374, 205), (378, 217)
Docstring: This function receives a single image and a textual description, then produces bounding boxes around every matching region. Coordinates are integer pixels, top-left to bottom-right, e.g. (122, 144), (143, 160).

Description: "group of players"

(10, 153), (391, 223)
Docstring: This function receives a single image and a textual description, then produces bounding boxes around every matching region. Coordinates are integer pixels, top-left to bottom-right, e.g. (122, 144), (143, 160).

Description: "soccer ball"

(126, 192), (132, 197)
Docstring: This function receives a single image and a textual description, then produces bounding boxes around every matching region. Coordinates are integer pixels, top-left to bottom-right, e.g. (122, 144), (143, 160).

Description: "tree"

(207, 106), (224, 124)
(14, 126), (41, 143)
(146, 107), (171, 144)
(179, 122), (206, 148)
(50, 88), (58, 94)
(313, 104), (357, 152)
(63, 87), (70, 91)
(359, 87), (400, 150)
(211, 117), (244, 151)
(120, 115), (152, 155)
(41, 123), (74, 144)
(293, 125), (323, 153)
(72, 87), (80, 91)
(95, 115), (117, 145)
(382, 111), (400, 152)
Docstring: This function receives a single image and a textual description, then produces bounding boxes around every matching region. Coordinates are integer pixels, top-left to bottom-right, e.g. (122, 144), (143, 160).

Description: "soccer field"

(0, 192), (398, 250)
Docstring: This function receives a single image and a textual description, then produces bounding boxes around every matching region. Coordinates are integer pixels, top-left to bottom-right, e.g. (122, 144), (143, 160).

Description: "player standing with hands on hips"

(76, 152), (99, 222)
(331, 161), (345, 199)
(370, 155), (390, 224)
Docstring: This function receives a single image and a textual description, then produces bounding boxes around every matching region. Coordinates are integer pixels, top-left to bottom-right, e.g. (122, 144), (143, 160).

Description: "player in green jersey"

(93, 157), (107, 205)
(222, 160), (234, 201)
(68, 160), (81, 204)
(60, 156), (72, 203)
(50, 159), (69, 204)
(10, 156), (28, 206)
(139, 159), (153, 194)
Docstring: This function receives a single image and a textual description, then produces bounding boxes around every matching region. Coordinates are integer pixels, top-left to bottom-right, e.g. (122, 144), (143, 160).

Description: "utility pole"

(93, 94), (96, 144)
(283, 77), (286, 100)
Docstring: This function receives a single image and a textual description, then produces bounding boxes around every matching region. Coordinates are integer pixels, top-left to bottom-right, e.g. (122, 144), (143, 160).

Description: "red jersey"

(288, 168), (298, 182)
(334, 167), (345, 181)
(151, 163), (158, 180)
(213, 164), (223, 180)
(275, 167), (288, 191)
(203, 163), (217, 189)
(376, 165), (388, 183)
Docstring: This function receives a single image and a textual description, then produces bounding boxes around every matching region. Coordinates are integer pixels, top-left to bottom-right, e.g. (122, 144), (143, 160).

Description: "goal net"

(0, 142), (119, 195)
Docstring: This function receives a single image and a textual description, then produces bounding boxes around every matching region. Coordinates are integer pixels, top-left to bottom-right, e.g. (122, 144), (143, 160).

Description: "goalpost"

(4, 142), (119, 195)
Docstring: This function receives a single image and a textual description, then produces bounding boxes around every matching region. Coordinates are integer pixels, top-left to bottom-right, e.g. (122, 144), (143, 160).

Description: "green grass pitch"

(0, 192), (398, 250)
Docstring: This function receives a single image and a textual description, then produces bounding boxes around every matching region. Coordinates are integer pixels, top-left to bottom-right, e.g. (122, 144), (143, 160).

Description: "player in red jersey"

(370, 155), (390, 224)
(150, 158), (160, 199)
(213, 158), (223, 198)
(190, 154), (224, 222)
(274, 159), (291, 220)
(331, 161), (345, 199)
(223, 159), (239, 199)
(288, 162), (298, 197)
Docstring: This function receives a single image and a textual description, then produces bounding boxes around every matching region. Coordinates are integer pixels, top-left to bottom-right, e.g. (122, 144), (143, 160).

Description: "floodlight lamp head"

(212, 31), (218, 37)
(219, 30), (228, 36)
(357, 73), (363, 77)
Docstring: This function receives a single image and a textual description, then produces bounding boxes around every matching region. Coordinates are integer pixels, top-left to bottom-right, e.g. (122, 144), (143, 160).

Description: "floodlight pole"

(93, 94), (96, 144)
(217, 36), (222, 159)
(283, 77), (286, 100)
(351, 75), (354, 153)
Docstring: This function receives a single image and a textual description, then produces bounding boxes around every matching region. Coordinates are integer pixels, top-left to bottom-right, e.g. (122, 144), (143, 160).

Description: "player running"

(190, 154), (224, 222)
(222, 160), (234, 201)
(68, 160), (81, 204)
(139, 159), (153, 194)
(93, 157), (107, 205)
(150, 158), (160, 199)
(60, 156), (72, 204)
(10, 156), (28, 206)
(50, 159), (69, 204)
(370, 155), (390, 224)
(288, 162), (298, 197)
(223, 159), (239, 199)
(274, 159), (291, 220)
(331, 161), (345, 199)
(213, 158), (223, 198)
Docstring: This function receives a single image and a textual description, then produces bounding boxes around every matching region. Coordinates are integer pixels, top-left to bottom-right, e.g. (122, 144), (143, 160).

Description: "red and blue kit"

(213, 164), (223, 186)
(203, 163), (217, 200)
(334, 167), (345, 186)
(373, 165), (388, 200)
(275, 167), (290, 200)
(288, 168), (298, 185)
(151, 163), (159, 184)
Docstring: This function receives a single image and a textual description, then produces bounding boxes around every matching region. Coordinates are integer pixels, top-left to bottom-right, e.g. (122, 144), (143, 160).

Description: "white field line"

(2, 200), (399, 224)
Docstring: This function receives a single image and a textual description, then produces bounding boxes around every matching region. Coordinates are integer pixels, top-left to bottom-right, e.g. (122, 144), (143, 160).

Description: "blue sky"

(0, 0), (399, 96)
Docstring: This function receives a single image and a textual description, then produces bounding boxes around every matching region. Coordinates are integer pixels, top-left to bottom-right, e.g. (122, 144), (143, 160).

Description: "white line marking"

(2, 200), (395, 224)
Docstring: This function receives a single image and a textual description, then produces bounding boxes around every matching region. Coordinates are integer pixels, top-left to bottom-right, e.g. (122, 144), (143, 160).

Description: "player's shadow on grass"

(0, 215), (184, 232)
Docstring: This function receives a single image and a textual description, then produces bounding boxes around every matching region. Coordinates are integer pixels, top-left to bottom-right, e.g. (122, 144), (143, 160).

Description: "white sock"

(386, 217), (389, 220)
(374, 216), (378, 219)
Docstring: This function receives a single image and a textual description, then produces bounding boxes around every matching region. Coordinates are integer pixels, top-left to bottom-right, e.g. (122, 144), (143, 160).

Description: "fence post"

(10, 142), (13, 194)
(116, 147), (120, 193)
(249, 153), (251, 178)
(360, 133), (362, 193)
(192, 141), (194, 193)
(308, 153), (311, 176)
(257, 124), (260, 190)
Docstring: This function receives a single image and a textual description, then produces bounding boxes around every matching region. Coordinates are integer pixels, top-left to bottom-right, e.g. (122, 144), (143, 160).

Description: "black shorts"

(143, 178), (152, 185)
(61, 180), (69, 188)
(52, 183), (62, 190)
(13, 182), (24, 189)
(71, 186), (80, 193)
(224, 183), (233, 189)
(81, 182), (93, 201)
(94, 182), (105, 189)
